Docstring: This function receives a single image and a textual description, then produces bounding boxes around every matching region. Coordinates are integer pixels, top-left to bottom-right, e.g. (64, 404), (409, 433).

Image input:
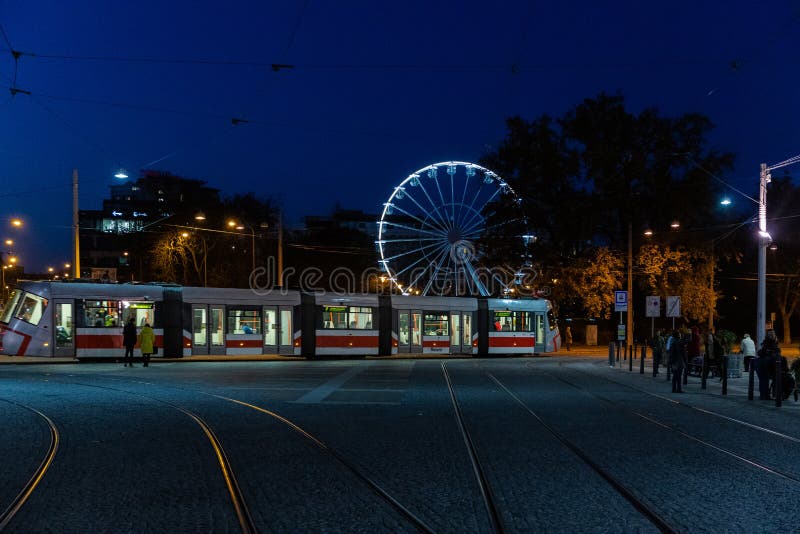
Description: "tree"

(766, 175), (800, 344)
(480, 93), (734, 331)
(560, 247), (624, 319)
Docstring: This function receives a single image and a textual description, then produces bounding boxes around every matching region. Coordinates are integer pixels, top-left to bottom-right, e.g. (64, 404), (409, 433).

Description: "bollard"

(666, 357), (671, 381)
(748, 361), (755, 400)
(640, 345), (645, 374)
(683, 365), (688, 385)
(701, 355), (707, 390)
(776, 358), (782, 408)
(608, 341), (615, 367)
(629, 346), (633, 371)
(722, 356), (727, 395)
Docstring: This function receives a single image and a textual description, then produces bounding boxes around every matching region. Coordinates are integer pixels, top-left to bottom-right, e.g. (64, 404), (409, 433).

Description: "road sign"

(645, 296), (660, 317)
(666, 296), (681, 318)
(614, 291), (628, 312)
(617, 324), (626, 340)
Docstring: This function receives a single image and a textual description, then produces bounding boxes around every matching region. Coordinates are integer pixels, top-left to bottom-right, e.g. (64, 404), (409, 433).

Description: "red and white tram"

(0, 280), (560, 359)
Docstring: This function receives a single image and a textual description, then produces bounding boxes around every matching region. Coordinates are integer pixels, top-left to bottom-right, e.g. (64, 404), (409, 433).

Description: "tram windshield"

(0, 289), (22, 323)
(1, 290), (48, 325)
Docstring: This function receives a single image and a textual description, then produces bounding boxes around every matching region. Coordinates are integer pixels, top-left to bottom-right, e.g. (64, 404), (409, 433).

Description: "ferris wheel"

(376, 161), (530, 296)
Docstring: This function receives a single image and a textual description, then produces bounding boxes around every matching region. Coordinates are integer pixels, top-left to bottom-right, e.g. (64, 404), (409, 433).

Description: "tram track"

(556, 360), (800, 445)
(441, 362), (504, 534)
(0, 398), (59, 531)
(476, 369), (677, 534)
(34, 380), (257, 534)
(50, 374), (435, 533)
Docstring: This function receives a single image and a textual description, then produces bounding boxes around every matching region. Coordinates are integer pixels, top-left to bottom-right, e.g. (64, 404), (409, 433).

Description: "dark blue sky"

(1, 1), (799, 271)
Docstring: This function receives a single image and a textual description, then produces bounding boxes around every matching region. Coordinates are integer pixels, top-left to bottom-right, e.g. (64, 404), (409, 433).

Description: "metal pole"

(627, 222), (633, 365)
(639, 345), (645, 374)
(72, 168), (80, 278)
(277, 209), (283, 288)
(722, 356), (727, 395)
(708, 240), (714, 333)
(757, 163), (770, 348)
(251, 228), (255, 273)
(748, 362), (755, 400)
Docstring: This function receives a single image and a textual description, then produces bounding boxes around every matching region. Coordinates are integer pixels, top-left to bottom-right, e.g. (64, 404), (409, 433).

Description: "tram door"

(192, 305), (226, 355)
(534, 313), (546, 353)
(397, 310), (422, 353)
(449, 312), (473, 355)
(263, 306), (294, 354)
(53, 300), (75, 358)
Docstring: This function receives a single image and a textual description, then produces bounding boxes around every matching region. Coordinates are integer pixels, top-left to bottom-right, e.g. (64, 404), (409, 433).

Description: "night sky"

(1, 1), (799, 272)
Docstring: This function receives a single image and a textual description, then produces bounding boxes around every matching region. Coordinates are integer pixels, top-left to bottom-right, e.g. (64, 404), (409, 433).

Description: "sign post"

(615, 291), (628, 355)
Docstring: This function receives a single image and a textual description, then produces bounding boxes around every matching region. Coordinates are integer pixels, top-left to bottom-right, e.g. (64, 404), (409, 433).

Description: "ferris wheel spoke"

(388, 201), (449, 236)
(404, 245), (450, 294)
(399, 189), (450, 233)
(416, 244), (452, 295)
(449, 168), (456, 224)
(380, 220), (448, 239)
(457, 173), (472, 228)
(431, 171), (451, 228)
(463, 260), (490, 296)
(458, 179), (491, 228)
(380, 237), (442, 245)
(381, 240), (449, 265)
(462, 187), (503, 231)
(415, 173), (452, 231)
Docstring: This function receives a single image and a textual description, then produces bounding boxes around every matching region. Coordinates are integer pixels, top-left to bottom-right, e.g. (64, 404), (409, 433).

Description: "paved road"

(1, 357), (798, 533)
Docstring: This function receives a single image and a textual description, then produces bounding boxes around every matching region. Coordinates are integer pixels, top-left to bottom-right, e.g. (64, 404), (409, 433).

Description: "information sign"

(645, 296), (660, 318)
(614, 291), (628, 312)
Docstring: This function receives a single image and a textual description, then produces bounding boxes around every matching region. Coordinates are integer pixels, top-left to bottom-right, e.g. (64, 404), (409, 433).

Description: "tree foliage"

(480, 93), (735, 332)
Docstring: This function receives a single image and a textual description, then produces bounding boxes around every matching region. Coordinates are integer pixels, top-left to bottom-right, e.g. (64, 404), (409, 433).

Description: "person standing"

(668, 330), (687, 393)
(138, 322), (155, 368)
(755, 330), (780, 400)
(740, 333), (756, 372)
(122, 317), (137, 367)
(651, 330), (665, 377)
(564, 326), (572, 351)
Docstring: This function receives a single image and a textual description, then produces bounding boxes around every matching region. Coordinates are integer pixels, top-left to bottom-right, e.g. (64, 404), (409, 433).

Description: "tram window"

(84, 300), (122, 327)
(348, 307), (373, 329)
(227, 309), (260, 334)
(423, 313), (449, 336)
(55, 303), (73, 348)
(15, 293), (48, 325)
(492, 311), (532, 332)
(122, 302), (153, 327)
(1, 290), (21, 323)
(321, 306), (373, 329)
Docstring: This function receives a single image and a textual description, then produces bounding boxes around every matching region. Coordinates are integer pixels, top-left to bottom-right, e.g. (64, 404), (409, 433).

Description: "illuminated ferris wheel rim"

(377, 161), (518, 229)
(376, 160), (523, 295)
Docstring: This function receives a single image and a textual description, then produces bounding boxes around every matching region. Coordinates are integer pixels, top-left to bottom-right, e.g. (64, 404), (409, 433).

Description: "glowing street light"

(10, 219), (22, 227)
(114, 169), (129, 179)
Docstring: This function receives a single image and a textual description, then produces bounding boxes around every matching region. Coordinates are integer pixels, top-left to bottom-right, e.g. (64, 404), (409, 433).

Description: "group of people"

(122, 317), (155, 368)
(650, 326), (789, 398)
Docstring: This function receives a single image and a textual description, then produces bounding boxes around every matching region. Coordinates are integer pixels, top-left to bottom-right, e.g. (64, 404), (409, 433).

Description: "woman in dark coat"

(122, 317), (137, 367)
(668, 331), (687, 393)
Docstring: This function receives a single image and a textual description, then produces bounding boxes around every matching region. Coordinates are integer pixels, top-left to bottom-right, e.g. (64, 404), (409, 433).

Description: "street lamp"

(757, 155), (800, 346)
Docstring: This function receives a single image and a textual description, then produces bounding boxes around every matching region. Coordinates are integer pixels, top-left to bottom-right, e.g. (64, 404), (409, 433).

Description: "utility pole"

(277, 209), (283, 288)
(757, 163), (771, 347)
(627, 222), (633, 352)
(72, 168), (80, 279)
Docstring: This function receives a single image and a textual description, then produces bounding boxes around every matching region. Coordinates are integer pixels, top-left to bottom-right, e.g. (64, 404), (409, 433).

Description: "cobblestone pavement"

(1, 356), (798, 532)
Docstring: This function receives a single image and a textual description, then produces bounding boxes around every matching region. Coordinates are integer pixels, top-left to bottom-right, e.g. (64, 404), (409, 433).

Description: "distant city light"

(720, 198), (731, 206)
(114, 169), (129, 179)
